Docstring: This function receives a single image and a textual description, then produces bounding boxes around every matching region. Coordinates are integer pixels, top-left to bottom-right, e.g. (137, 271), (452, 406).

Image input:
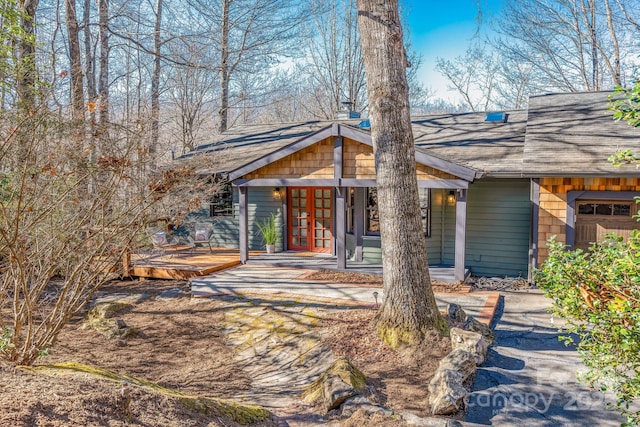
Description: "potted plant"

(257, 213), (278, 254)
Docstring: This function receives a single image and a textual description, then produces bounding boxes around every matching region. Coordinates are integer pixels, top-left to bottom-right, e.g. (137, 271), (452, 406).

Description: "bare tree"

(436, 44), (499, 112)
(187, 0), (309, 132)
(356, 0), (447, 347)
(302, 0), (366, 119)
(493, 0), (639, 92)
(149, 0), (162, 163)
(166, 44), (216, 154)
(65, 0), (84, 129)
(97, 0), (108, 134)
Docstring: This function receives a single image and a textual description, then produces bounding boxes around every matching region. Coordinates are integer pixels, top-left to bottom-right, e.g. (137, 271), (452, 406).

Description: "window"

(366, 187), (379, 234)
(210, 183), (233, 217)
(578, 201), (633, 217)
(363, 187), (431, 236)
(419, 188), (431, 237)
(347, 187), (355, 233)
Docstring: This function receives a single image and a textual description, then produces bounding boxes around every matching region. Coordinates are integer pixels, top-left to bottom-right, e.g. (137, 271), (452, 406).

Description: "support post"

(454, 189), (467, 282)
(354, 187), (365, 263)
(239, 186), (249, 263)
(529, 179), (540, 282)
(336, 187), (346, 269)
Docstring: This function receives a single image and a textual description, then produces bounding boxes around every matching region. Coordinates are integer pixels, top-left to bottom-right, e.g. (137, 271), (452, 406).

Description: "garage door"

(575, 200), (639, 251)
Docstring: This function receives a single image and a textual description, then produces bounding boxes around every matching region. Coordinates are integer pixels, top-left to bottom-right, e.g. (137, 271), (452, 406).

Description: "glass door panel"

(288, 187), (333, 252)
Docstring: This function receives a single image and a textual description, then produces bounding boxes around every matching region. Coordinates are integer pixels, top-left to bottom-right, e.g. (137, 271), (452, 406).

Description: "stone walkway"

(466, 289), (626, 426)
(219, 297), (336, 425)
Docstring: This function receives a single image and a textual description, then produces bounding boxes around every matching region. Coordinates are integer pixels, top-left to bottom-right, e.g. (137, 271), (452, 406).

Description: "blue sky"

(403, 0), (504, 102)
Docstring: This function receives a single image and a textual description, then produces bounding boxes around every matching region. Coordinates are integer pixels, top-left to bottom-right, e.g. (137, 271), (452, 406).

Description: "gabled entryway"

(230, 123), (476, 281)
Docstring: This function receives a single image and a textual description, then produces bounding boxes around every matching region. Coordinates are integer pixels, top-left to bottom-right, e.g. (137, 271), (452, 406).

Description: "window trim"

(363, 187), (431, 237)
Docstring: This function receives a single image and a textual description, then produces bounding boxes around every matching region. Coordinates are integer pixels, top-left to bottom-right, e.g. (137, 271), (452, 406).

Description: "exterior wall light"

(447, 190), (456, 207)
(273, 187), (283, 200)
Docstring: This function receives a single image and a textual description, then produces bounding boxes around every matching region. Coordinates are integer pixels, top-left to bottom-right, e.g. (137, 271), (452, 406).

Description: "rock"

(428, 369), (468, 415)
(322, 374), (359, 411)
(302, 357), (367, 407)
(340, 395), (392, 418)
(399, 414), (464, 427)
(437, 349), (477, 383)
(446, 303), (467, 323)
(450, 327), (489, 365)
(157, 288), (182, 300)
(464, 316), (495, 345)
(88, 302), (130, 320)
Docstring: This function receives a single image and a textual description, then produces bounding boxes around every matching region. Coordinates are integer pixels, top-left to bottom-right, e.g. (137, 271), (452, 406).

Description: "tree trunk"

(65, 0), (85, 128)
(98, 0), (109, 140)
(16, 0), (39, 164)
(83, 0), (97, 134)
(356, 0), (447, 347)
(218, 0), (230, 133)
(150, 0), (162, 165)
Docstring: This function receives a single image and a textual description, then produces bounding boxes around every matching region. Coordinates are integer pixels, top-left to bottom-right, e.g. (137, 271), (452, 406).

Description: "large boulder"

(464, 316), (495, 345)
(302, 357), (368, 412)
(437, 349), (477, 383)
(322, 374), (359, 411)
(428, 369), (468, 415)
(450, 327), (489, 365)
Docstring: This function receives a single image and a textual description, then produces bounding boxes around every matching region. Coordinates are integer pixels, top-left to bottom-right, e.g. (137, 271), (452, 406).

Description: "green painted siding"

(442, 179), (531, 277)
(345, 189), (444, 265)
(190, 187), (285, 251)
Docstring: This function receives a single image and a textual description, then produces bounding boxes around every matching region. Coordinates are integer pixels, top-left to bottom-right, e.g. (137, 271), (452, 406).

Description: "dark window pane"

(210, 183), (233, 217)
(613, 204), (631, 216)
(595, 204), (612, 215)
(366, 187), (379, 234)
(578, 203), (595, 215)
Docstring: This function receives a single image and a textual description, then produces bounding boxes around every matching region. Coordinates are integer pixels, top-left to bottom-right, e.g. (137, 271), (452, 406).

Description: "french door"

(288, 187), (333, 253)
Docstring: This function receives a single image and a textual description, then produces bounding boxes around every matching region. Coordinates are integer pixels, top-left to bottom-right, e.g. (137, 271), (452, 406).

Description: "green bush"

(536, 234), (640, 425)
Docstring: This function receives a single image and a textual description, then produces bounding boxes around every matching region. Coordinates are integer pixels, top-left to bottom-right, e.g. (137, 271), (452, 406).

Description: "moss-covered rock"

(302, 357), (367, 404)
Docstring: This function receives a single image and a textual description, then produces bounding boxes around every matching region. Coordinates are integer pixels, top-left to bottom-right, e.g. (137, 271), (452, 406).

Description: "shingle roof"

(523, 91), (640, 176)
(184, 120), (345, 174)
(411, 110), (527, 177)
(187, 91), (640, 179)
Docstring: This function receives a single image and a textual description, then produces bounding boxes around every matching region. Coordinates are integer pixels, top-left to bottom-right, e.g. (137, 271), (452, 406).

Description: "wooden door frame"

(287, 187), (333, 253)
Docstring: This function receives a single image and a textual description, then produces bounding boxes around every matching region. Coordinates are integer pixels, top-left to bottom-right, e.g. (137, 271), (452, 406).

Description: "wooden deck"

(129, 247), (262, 280)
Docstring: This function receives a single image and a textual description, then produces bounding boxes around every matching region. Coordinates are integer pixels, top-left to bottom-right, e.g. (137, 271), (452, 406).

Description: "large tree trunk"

(65, 0), (84, 129)
(83, 0), (97, 136)
(98, 0), (109, 141)
(218, 0), (230, 133)
(356, 0), (447, 347)
(16, 0), (39, 164)
(150, 0), (162, 165)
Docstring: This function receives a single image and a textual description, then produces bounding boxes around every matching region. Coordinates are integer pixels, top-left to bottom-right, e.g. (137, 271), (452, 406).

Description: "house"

(186, 91), (640, 281)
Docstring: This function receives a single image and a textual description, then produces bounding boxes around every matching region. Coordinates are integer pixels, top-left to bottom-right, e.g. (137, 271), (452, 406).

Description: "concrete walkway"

(466, 289), (625, 426)
(191, 263), (496, 322)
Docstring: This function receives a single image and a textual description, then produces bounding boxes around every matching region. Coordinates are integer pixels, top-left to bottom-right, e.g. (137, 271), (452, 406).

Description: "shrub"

(536, 235), (640, 425)
(256, 213), (278, 246)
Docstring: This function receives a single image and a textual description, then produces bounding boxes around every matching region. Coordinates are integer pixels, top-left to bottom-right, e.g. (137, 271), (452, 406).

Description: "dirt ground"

(0, 276), (456, 426)
(305, 270), (470, 293)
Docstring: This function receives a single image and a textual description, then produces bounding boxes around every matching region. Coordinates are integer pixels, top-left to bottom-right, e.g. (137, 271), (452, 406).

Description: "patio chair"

(145, 226), (183, 256)
(187, 222), (215, 253)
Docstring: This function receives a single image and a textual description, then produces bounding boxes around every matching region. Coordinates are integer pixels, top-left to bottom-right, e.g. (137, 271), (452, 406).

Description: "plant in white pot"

(257, 213), (278, 254)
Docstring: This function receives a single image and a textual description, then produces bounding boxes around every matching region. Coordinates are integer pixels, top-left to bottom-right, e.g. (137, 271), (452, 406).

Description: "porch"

(127, 247), (467, 283)
(229, 123), (477, 282)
